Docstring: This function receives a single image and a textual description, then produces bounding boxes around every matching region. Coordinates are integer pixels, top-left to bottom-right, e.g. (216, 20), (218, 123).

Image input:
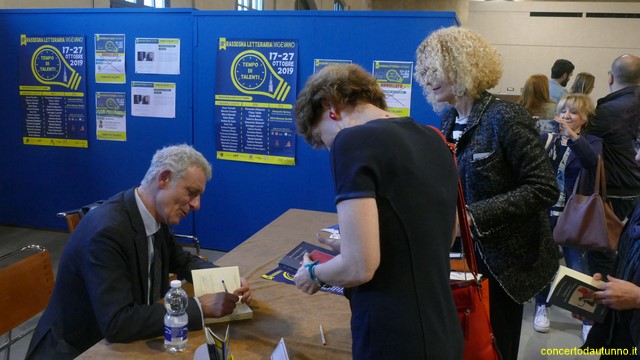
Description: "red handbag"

(430, 126), (501, 360)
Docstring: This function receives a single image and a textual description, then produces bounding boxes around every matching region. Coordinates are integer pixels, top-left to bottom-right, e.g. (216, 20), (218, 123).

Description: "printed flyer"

(372, 60), (413, 117)
(96, 92), (126, 141)
(134, 38), (180, 75)
(95, 34), (125, 84)
(19, 34), (88, 148)
(131, 82), (176, 118)
(215, 38), (298, 166)
(313, 58), (352, 74)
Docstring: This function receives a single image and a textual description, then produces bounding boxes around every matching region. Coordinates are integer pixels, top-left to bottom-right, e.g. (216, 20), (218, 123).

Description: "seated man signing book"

(26, 145), (252, 360)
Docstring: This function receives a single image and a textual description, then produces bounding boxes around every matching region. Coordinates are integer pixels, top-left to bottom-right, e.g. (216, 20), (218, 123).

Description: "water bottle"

(164, 279), (188, 352)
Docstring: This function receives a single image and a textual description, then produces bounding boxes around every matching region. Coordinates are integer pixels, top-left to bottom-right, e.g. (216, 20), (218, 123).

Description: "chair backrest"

(57, 200), (105, 233)
(0, 245), (54, 336)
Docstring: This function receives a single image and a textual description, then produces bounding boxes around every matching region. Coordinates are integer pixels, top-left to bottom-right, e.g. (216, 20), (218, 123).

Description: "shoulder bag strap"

(427, 126), (479, 279)
(544, 133), (553, 152)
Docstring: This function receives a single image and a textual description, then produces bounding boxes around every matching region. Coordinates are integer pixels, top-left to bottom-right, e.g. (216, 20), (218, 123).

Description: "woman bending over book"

(292, 64), (463, 360)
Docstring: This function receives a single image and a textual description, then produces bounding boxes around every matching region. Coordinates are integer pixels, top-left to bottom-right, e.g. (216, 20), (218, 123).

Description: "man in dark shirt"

(589, 54), (640, 221)
(587, 54), (640, 278)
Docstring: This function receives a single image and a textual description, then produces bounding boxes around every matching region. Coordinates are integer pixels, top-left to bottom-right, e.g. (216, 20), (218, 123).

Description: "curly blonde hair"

(414, 27), (502, 113)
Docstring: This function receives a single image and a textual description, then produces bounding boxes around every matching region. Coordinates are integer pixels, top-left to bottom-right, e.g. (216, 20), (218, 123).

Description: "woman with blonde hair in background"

(532, 93), (602, 342)
(415, 26), (559, 360)
(518, 74), (558, 133)
(570, 72), (596, 95)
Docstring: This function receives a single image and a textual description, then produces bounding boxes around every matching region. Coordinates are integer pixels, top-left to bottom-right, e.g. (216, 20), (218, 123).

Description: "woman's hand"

(555, 116), (580, 141)
(293, 252), (321, 295)
(317, 232), (341, 253)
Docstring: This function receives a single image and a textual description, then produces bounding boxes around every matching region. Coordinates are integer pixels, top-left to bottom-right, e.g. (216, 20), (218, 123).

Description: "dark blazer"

(26, 188), (213, 359)
(441, 91), (560, 304)
(588, 85), (640, 196)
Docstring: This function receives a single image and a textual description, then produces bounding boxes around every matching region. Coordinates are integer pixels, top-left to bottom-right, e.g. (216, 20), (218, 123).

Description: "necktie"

(150, 230), (163, 303)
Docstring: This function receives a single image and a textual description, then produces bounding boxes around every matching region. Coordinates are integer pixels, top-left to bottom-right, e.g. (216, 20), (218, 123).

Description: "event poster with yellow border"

(215, 38), (298, 166)
(19, 34), (88, 148)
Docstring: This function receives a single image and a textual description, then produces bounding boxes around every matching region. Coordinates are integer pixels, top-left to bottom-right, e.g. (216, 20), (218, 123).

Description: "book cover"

(546, 265), (608, 322)
(278, 241), (338, 274)
(192, 266), (253, 324)
(205, 325), (233, 360)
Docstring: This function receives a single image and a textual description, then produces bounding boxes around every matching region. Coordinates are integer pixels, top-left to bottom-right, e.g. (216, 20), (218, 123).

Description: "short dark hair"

(551, 59), (575, 79)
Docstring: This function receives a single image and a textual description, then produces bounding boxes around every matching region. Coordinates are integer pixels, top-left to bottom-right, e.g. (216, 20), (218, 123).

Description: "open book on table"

(546, 265), (608, 322)
(191, 266), (253, 324)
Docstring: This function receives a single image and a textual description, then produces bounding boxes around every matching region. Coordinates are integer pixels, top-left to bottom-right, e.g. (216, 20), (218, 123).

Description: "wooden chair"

(58, 201), (208, 261)
(0, 245), (54, 359)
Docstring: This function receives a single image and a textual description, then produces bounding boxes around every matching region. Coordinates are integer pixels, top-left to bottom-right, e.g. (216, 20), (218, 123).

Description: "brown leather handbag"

(553, 155), (623, 251)
(429, 126), (501, 360)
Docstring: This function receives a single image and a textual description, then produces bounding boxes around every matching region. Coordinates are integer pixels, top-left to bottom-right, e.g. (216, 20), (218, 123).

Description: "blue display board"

(0, 9), (459, 251)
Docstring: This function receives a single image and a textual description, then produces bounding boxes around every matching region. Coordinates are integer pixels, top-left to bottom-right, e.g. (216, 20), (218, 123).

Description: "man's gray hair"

(140, 144), (212, 187)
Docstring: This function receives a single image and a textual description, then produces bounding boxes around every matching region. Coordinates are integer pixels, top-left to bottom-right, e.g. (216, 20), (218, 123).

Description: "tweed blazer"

(441, 91), (560, 303)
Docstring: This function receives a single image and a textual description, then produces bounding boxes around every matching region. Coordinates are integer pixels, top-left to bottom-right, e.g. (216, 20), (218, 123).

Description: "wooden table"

(77, 209), (352, 359)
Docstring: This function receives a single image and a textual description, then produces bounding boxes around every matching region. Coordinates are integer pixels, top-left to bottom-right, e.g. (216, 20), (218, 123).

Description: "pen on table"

(221, 280), (229, 293)
(319, 324), (326, 346)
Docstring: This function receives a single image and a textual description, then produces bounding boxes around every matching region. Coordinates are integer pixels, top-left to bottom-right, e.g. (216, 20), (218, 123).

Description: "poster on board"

(135, 38), (180, 75)
(215, 38), (298, 166)
(19, 34), (88, 148)
(96, 92), (126, 141)
(95, 34), (126, 84)
(313, 58), (352, 74)
(131, 82), (176, 118)
(372, 60), (413, 117)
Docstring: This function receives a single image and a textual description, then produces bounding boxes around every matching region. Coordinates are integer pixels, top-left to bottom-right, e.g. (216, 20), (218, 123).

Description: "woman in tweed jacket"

(415, 27), (560, 360)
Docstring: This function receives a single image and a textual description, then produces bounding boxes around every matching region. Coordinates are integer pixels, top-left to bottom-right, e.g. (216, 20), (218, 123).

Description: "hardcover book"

(278, 241), (338, 274)
(546, 265), (608, 322)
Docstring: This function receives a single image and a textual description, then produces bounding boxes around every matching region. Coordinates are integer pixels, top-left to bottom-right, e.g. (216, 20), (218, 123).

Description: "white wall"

(468, 1), (640, 101)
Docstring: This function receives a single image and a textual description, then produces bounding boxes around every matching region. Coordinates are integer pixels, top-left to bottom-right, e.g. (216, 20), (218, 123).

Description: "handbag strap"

(572, 155), (606, 197)
(544, 133), (553, 152)
(427, 126), (480, 279)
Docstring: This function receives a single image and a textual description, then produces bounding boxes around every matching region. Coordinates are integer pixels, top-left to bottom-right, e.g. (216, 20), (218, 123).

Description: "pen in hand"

(221, 280), (229, 293)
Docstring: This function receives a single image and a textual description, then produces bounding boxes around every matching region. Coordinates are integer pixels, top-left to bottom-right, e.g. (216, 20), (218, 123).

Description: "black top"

(588, 85), (640, 197)
(330, 117), (463, 360)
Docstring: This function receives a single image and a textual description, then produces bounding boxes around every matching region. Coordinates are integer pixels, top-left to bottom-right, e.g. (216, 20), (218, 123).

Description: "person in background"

(517, 74), (558, 134)
(532, 94), (602, 342)
(586, 54), (640, 279)
(584, 92), (640, 358)
(414, 26), (560, 360)
(293, 64), (463, 360)
(26, 145), (252, 360)
(550, 59), (575, 103)
(571, 72), (596, 95)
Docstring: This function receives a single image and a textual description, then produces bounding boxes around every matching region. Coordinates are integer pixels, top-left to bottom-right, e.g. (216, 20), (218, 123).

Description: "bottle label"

(164, 325), (188, 342)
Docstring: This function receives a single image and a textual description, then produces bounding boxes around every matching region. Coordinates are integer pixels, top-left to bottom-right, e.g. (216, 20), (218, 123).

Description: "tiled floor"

(0, 225), (599, 360)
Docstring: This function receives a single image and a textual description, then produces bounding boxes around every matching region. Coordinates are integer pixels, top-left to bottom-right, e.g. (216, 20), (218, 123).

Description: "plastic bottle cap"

(170, 279), (182, 288)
